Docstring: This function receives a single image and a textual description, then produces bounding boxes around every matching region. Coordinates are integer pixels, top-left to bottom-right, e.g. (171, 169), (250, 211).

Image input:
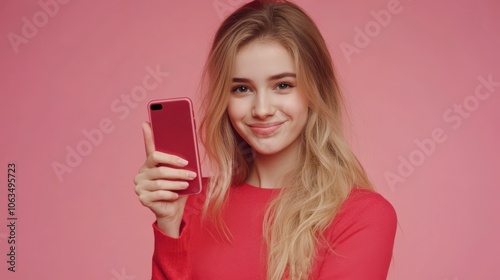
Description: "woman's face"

(227, 40), (308, 158)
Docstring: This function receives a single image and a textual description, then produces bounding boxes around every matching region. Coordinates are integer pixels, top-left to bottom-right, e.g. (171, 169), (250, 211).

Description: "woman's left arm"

(316, 190), (398, 280)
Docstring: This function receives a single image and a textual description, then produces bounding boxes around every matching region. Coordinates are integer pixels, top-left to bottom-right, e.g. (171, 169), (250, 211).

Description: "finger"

(138, 179), (189, 193)
(142, 121), (155, 157)
(144, 151), (189, 169)
(139, 190), (179, 205)
(136, 164), (196, 182)
(153, 166), (197, 181)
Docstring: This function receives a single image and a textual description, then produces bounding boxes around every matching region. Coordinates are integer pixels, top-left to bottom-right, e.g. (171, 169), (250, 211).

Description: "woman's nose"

(251, 91), (276, 119)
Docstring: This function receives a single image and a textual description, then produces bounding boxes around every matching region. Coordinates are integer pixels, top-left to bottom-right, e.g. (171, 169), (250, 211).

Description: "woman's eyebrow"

(232, 77), (251, 83)
(232, 72), (296, 83)
(269, 72), (296, 80)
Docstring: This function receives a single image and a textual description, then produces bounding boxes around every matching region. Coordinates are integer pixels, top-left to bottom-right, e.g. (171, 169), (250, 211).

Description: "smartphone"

(147, 97), (202, 196)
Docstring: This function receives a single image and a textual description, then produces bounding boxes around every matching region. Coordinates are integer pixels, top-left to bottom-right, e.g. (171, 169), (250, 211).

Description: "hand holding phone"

(147, 97), (202, 196)
(133, 97), (202, 237)
(134, 121), (190, 238)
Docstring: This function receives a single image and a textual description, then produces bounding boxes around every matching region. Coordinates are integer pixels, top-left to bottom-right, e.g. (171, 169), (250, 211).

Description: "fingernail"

(178, 158), (188, 166)
(180, 182), (189, 188)
(187, 171), (197, 179)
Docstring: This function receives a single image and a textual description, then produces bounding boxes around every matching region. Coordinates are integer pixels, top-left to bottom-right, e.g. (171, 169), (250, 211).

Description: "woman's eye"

(276, 83), (292, 90)
(231, 85), (250, 93)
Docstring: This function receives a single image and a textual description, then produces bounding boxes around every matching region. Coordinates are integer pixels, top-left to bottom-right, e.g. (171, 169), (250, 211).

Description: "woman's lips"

(248, 122), (284, 136)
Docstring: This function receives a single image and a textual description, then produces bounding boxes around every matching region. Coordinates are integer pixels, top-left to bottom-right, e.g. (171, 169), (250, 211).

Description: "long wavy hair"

(198, 1), (374, 279)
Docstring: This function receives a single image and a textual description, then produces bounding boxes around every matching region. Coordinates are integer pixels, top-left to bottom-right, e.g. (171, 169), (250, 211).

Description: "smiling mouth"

(248, 122), (284, 136)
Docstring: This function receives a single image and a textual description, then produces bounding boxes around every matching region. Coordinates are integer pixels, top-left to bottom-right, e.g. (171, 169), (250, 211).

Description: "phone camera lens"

(151, 104), (163, 110)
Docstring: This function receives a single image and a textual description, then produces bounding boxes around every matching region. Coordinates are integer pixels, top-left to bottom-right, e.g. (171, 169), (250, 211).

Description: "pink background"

(1, 0), (499, 279)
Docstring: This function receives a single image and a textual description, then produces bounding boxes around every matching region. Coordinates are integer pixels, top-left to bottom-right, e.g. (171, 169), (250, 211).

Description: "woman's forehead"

(232, 40), (296, 79)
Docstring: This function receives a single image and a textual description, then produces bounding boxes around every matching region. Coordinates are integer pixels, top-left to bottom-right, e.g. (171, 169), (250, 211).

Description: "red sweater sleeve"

(152, 180), (207, 280)
(317, 190), (397, 280)
(152, 220), (191, 280)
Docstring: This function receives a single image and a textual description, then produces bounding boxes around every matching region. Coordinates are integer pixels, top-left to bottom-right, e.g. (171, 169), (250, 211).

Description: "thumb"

(142, 121), (155, 156)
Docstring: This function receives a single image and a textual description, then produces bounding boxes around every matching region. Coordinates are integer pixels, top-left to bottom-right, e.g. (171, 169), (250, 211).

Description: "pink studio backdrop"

(1, 0), (499, 279)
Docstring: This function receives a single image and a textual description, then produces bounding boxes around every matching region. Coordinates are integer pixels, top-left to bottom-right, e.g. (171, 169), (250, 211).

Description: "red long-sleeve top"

(152, 182), (397, 279)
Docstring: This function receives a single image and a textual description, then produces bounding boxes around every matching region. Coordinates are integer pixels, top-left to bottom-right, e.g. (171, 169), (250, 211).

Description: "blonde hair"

(198, 1), (374, 279)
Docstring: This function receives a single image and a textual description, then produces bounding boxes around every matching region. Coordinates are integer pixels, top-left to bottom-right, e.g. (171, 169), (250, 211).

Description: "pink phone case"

(147, 98), (202, 196)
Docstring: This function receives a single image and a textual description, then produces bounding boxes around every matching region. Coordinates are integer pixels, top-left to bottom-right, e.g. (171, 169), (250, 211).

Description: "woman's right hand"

(133, 121), (197, 238)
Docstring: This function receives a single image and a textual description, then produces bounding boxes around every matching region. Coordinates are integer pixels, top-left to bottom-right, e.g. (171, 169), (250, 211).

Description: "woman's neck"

(246, 139), (302, 189)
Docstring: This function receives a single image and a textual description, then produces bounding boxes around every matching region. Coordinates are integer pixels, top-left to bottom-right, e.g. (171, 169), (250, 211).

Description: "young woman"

(134, 1), (397, 279)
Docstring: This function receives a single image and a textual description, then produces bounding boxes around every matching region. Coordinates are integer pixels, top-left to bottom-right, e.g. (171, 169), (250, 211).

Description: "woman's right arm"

(134, 121), (196, 279)
(134, 121), (197, 236)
